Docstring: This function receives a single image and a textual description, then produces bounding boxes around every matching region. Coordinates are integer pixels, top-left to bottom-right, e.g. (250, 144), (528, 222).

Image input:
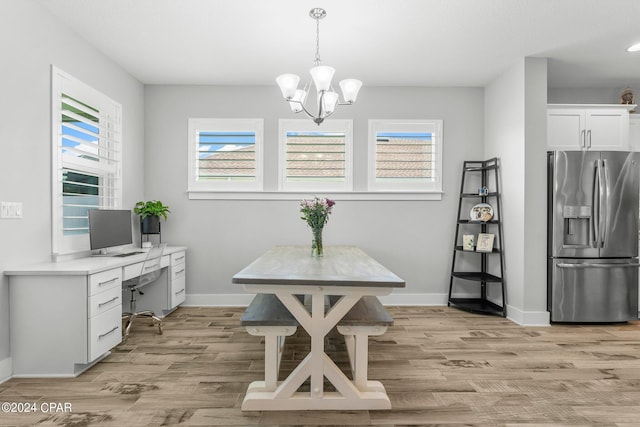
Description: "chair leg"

(122, 288), (163, 341)
(122, 312), (136, 343)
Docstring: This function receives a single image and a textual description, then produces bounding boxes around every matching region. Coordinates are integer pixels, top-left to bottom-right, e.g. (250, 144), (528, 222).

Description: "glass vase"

(311, 228), (324, 257)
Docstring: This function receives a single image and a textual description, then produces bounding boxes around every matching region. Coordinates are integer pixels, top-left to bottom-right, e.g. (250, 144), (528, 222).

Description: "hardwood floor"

(1, 306), (640, 426)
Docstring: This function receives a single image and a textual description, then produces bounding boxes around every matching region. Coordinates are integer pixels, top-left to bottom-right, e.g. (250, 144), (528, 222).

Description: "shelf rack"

(448, 158), (506, 317)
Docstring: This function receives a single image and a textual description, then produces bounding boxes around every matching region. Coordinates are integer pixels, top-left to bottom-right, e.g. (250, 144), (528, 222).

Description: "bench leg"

(336, 325), (388, 391)
(246, 326), (297, 391)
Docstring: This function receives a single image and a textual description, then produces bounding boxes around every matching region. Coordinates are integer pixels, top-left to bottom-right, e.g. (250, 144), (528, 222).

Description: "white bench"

(331, 295), (393, 391)
(240, 293), (298, 391)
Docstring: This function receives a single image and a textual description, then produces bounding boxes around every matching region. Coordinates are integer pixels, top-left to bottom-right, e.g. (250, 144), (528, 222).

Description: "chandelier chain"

(314, 16), (321, 66)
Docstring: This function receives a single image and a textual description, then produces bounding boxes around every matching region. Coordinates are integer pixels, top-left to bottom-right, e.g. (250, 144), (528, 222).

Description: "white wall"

(484, 58), (549, 325)
(523, 58), (548, 318)
(0, 0), (144, 378)
(144, 85), (484, 305)
(484, 60), (527, 316)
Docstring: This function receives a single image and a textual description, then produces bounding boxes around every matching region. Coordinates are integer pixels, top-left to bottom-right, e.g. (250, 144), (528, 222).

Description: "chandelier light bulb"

(276, 74), (300, 99)
(310, 65), (335, 92)
(323, 91), (339, 114)
(289, 89), (308, 113)
(339, 79), (363, 103)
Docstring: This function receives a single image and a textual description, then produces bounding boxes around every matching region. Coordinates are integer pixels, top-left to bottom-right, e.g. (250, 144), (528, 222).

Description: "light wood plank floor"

(1, 306), (640, 426)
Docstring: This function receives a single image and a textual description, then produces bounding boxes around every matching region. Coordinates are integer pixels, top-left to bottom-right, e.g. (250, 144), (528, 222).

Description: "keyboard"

(113, 251), (143, 257)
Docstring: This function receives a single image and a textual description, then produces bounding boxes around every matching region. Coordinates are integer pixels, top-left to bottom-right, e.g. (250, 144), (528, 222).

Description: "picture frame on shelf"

(476, 233), (495, 252)
(462, 235), (475, 251)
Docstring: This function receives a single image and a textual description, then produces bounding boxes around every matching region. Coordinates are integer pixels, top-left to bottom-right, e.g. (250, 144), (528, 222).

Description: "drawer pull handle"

(98, 278), (119, 287)
(174, 256), (185, 262)
(144, 263), (159, 271)
(98, 326), (119, 340)
(175, 268), (185, 275)
(98, 296), (119, 308)
(175, 288), (185, 295)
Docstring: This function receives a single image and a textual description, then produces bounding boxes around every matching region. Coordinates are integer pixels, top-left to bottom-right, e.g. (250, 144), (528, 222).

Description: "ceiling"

(35, 0), (640, 90)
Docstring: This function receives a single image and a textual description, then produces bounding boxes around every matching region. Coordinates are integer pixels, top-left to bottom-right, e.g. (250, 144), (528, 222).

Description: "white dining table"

(232, 245), (405, 411)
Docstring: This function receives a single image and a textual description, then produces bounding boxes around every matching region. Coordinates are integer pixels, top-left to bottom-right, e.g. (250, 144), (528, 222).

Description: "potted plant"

(134, 200), (170, 234)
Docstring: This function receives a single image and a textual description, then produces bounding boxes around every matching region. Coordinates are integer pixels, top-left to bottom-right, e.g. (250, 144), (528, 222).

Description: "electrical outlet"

(0, 201), (23, 219)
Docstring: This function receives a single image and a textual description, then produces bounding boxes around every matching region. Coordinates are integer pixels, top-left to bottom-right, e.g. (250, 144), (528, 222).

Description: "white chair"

(122, 243), (166, 342)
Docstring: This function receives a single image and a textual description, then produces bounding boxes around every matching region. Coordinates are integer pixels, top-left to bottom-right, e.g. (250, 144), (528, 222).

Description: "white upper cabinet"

(547, 104), (635, 151)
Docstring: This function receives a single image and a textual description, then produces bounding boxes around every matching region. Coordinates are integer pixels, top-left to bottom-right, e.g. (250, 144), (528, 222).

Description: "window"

(51, 66), (122, 255)
(368, 120), (443, 192)
(278, 119), (352, 192)
(188, 118), (263, 192)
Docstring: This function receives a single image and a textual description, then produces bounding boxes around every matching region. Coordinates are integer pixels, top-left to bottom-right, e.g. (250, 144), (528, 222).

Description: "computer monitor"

(88, 209), (133, 254)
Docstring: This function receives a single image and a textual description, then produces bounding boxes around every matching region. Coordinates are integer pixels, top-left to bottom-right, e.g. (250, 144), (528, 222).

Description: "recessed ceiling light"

(627, 43), (640, 52)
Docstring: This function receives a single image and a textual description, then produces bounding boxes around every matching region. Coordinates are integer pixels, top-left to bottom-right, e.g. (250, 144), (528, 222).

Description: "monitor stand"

(91, 248), (111, 257)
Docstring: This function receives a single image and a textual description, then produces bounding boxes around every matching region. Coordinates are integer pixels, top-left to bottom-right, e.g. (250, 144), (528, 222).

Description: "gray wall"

(144, 85), (484, 304)
(0, 0), (144, 375)
(548, 87), (630, 105)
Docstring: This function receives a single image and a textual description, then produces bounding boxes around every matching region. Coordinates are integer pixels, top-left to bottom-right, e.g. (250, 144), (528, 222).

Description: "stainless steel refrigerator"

(548, 150), (639, 322)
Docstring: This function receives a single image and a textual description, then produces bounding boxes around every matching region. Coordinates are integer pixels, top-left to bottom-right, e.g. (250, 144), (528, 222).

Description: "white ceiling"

(35, 0), (640, 89)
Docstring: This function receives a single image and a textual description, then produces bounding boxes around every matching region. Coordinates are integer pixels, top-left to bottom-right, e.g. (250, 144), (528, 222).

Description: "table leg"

(310, 292), (325, 398)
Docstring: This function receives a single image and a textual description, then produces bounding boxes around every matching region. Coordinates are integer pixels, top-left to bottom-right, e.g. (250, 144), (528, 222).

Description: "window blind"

(52, 66), (122, 254)
(285, 132), (346, 182)
(375, 132), (435, 181)
(196, 131), (256, 181)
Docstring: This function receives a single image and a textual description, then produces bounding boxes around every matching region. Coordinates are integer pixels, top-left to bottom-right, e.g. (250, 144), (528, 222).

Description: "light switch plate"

(0, 201), (23, 219)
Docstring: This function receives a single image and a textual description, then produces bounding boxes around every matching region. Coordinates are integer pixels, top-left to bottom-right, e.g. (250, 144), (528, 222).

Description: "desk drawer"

(88, 268), (122, 296)
(123, 255), (170, 281)
(171, 273), (186, 307)
(171, 251), (186, 267)
(170, 251), (186, 307)
(88, 285), (121, 318)
(88, 305), (121, 361)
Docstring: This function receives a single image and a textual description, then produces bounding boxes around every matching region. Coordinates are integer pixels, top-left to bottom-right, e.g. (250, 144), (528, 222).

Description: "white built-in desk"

(4, 246), (187, 377)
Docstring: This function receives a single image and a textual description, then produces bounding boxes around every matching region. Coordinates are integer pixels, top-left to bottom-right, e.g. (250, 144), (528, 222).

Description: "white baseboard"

(184, 293), (450, 307)
(183, 293), (255, 307)
(182, 293), (550, 326)
(378, 293), (449, 306)
(0, 357), (12, 384)
(506, 304), (550, 326)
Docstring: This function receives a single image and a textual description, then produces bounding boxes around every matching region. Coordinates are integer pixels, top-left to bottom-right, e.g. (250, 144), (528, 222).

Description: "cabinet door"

(585, 109), (629, 151)
(547, 109), (585, 150)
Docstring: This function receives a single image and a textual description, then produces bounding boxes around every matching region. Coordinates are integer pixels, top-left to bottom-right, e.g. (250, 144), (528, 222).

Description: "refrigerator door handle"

(592, 160), (600, 248)
(557, 262), (640, 268)
(601, 159), (609, 248)
(598, 159), (606, 248)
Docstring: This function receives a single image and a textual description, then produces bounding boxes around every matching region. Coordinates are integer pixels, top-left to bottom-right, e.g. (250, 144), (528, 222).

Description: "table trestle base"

(242, 381), (391, 411)
(241, 284), (394, 411)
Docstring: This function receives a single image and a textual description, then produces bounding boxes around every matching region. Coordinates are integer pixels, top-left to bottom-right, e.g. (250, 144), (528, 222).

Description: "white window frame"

(368, 119), (443, 193)
(187, 118), (264, 193)
(51, 66), (122, 256)
(278, 119), (353, 192)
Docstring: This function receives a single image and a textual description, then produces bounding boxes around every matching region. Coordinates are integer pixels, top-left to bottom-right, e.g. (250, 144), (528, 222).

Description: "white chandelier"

(276, 8), (362, 125)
